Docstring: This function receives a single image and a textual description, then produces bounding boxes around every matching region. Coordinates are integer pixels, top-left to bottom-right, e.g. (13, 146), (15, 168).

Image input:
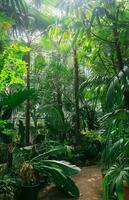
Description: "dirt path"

(38, 166), (102, 200)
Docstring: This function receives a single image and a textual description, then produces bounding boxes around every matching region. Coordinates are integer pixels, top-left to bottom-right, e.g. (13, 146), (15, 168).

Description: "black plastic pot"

(20, 183), (40, 200)
(39, 175), (49, 189)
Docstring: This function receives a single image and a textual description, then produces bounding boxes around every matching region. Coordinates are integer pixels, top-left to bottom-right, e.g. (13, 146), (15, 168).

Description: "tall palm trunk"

(24, 49), (31, 145)
(73, 48), (80, 144)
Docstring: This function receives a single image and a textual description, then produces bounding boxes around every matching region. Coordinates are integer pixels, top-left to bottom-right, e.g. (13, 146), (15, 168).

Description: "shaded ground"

(38, 166), (102, 200)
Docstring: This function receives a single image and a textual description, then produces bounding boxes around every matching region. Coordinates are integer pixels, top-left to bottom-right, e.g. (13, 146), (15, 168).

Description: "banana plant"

(34, 159), (80, 197)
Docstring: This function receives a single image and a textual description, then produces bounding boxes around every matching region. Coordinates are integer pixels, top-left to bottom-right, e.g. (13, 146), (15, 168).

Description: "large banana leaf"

(38, 160), (80, 176)
(60, 176), (80, 197)
(34, 164), (80, 197)
(32, 157), (80, 176)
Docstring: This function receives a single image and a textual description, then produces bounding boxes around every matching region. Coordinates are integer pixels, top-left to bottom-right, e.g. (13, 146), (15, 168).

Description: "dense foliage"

(0, 0), (129, 199)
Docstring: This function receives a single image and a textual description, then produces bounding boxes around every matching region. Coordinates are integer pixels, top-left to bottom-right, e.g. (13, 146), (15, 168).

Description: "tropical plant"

(1, 0), (129, 199)
(0, 175), (18, 200)
(15, 145), (80, 198)
(103, 163), (129, 200)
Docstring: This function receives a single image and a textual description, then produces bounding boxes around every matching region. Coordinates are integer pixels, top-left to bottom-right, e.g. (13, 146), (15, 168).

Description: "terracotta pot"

(123, 181), (129, 200)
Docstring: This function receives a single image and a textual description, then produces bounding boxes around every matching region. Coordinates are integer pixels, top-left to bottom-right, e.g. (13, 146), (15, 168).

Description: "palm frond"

(0, 0), (27, 26)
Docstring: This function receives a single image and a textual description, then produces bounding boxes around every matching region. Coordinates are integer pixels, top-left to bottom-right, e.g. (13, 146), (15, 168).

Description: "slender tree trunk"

(57, 88), (64, 122)
(56, 88), (65, 142)
(25, 49), (31, 145)
(7, 143), (13, 169)
(85, 104), (96, 131)
(32, 116), (38, 135)
(73, 48), (80, 144)
(113, 26), (123, 71)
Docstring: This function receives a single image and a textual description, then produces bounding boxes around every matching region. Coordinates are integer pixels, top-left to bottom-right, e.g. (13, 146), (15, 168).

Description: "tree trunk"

(56, 88), (65, 142)
(85, 104), (96, 131)
(57, 88), (65, 122)
(73, 48), (80, 144)
(113, 26), (124, 71)
(24, 49), (31, 145)
(7, 143), (13, 169)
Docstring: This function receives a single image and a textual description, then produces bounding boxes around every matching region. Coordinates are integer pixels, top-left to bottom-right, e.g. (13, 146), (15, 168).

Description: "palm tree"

(0, 0), (27, 25)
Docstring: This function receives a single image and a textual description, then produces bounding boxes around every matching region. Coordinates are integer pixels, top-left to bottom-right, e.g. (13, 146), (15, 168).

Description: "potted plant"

(16, 145), (80, 199)
(19, 162), (40, 200)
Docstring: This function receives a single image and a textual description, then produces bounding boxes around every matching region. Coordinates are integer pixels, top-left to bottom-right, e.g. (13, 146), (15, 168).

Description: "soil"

(38, 166), (102, 200)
